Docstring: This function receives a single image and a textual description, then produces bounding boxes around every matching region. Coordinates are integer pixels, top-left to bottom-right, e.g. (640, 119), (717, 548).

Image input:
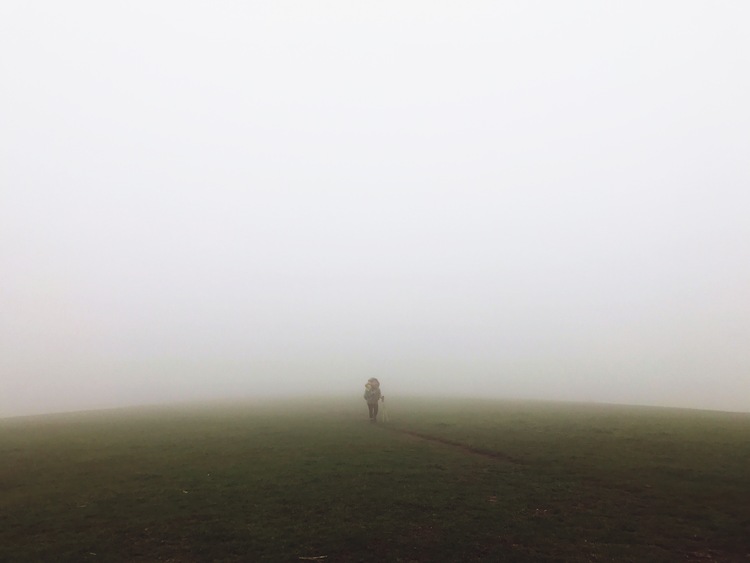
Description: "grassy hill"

(1, 398), (748, 562)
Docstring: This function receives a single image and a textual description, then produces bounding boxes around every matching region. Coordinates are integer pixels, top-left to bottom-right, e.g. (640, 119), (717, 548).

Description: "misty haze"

(2, 2), (749, 417)
(3, 3), (750, 561)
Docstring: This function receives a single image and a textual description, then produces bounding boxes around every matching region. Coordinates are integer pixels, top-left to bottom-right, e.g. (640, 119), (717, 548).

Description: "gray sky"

(2, 1), (749, 417)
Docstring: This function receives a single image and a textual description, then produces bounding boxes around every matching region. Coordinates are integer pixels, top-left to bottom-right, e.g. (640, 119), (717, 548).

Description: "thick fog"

(2, 2), (749, 417)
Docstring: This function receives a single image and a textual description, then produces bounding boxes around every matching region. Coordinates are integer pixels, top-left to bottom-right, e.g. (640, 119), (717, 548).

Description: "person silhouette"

(363, 378), (382, 422)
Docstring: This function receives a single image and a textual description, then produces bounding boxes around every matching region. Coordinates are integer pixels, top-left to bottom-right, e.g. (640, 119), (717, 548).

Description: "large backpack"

(364, 378), (381, 402)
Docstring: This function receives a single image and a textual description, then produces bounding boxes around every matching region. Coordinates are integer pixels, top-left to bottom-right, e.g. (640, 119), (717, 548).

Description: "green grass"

(1, 398), (749, 562)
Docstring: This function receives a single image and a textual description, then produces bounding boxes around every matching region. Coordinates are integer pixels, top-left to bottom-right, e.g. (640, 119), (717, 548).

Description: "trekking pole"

(381, 395), (389, 423)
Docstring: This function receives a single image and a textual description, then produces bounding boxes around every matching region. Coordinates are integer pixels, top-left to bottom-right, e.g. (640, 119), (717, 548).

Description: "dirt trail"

(392, 428), (522, 464)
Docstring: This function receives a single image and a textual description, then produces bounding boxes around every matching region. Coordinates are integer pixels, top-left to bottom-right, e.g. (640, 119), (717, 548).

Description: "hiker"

(363, 378), (382, 422)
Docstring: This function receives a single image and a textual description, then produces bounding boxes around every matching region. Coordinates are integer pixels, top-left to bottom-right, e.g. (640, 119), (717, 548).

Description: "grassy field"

(1, 397), (749, 562)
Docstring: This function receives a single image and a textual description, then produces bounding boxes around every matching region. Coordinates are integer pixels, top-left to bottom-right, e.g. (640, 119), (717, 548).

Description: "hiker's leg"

(368, 403), (375, 419)
(372, 403), (378, 419)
